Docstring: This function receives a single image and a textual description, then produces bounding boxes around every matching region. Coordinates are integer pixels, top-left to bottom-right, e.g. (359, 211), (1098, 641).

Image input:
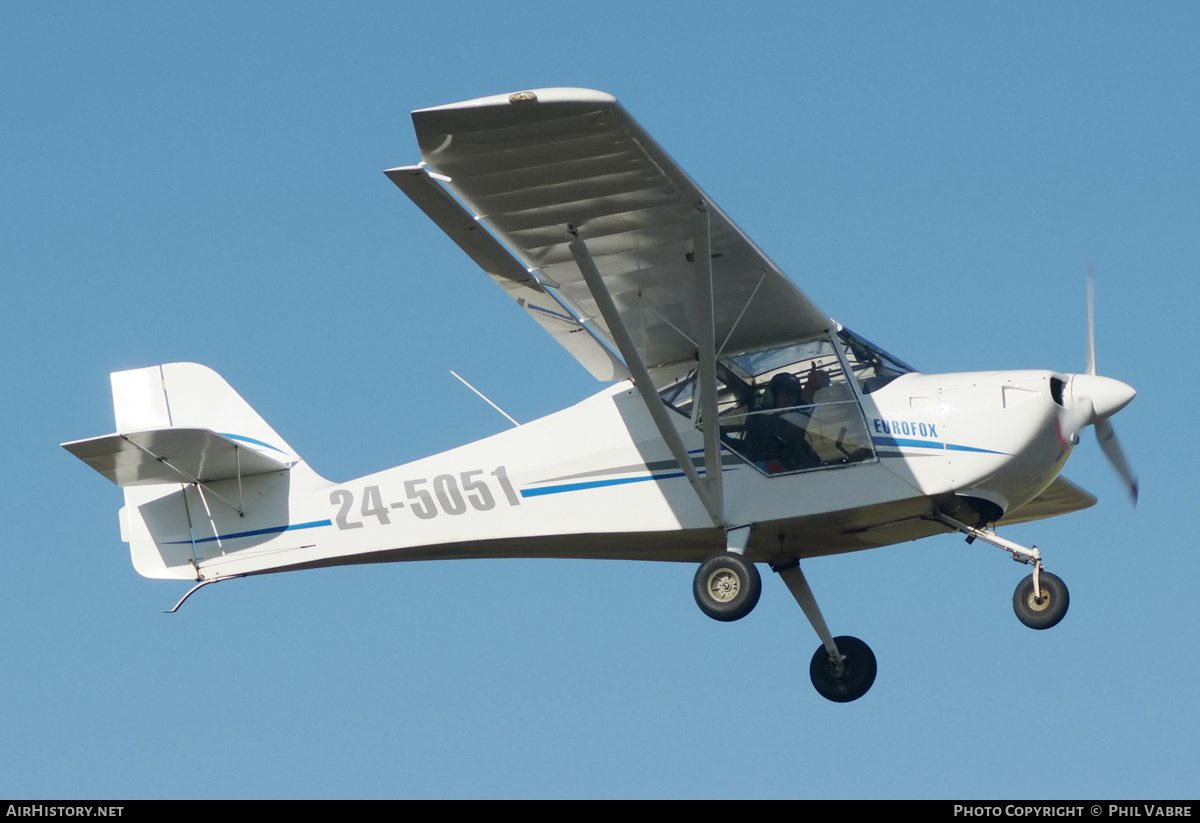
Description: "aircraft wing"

(386, 164), (629, 381)
(1001, 476), (1098, 525)
(401, 88), (832, 384)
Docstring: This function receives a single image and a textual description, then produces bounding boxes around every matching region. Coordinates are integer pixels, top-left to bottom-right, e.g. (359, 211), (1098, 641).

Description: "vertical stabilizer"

(112, 363), (301, 466)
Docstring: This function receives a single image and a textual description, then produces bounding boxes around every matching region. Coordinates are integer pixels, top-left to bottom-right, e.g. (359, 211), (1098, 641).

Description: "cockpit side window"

(659, 370), (698, 416)
(718, 335), (875, 476)
(657, 333), (888, 477)
(657, 368), (744, 420)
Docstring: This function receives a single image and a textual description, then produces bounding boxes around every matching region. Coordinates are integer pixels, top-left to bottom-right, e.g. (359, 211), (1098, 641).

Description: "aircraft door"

(712, 335), (876, 476)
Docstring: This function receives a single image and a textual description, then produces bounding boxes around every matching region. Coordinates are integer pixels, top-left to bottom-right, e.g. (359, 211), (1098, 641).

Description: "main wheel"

(809, 636), (876, 703)
(692, 552), (761, 622)
(1013, 571), (1069, 629)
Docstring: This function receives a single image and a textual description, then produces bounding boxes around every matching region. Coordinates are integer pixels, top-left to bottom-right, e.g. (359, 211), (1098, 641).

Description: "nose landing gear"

(932, 511), (1071, 630)
(1013, 570), (1069, 629)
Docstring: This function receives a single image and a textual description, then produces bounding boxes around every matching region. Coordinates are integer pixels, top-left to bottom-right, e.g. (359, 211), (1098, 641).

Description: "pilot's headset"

(763, 372), (802, 410)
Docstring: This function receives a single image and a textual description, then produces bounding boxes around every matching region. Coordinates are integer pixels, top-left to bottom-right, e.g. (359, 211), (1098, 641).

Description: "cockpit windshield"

(836, 327), (916, 394)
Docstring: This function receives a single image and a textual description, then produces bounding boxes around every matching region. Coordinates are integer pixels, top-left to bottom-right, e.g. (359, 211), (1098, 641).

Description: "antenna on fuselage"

(450, 370), (521, 428)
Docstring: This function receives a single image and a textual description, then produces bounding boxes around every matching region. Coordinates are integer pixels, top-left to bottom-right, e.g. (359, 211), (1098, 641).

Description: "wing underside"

(1001, 476), (1098, 525)
(397, 88), (832, 384)
(386, 164), (628, 381)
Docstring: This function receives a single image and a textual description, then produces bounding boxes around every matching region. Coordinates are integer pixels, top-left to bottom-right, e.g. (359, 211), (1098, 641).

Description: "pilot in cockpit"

(745, 369), (825, 472)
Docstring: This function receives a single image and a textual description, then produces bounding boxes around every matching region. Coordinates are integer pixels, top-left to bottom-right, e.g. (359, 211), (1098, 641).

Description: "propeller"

(1064, 265), (1138, 505)
(1095, 418), (1138, 504)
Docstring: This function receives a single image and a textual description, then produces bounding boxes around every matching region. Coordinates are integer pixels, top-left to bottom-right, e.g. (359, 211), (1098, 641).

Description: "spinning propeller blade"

(1078, 266), (1138, 505)
(1095, 418), (1139, 505)
(1085, 262), (1097, 376)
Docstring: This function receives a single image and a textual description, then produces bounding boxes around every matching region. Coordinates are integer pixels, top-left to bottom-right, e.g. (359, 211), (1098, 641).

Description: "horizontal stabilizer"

(63, 428), (293, 487)
(1002, 476), (1097, 525)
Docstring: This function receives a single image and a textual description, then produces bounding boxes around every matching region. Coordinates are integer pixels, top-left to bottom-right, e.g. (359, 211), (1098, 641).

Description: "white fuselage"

(122, 369), (1080, 581)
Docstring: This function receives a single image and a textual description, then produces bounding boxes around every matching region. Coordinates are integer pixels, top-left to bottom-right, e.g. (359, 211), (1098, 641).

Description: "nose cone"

(1070, 374), (1136, 421)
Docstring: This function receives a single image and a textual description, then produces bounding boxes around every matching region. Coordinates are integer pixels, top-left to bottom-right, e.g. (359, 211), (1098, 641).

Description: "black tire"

(692, 552), (762, 622)
(1013, 571), (1069, 630)
(809, 635), (877, 703)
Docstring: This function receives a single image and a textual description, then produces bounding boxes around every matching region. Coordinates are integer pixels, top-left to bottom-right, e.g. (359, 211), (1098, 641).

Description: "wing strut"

(693, 204), (724, 523)
(568, 229), (723, 527)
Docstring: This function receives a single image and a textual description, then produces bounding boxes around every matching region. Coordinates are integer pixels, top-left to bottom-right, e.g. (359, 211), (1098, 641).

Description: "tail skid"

(162, 576), (241, 612)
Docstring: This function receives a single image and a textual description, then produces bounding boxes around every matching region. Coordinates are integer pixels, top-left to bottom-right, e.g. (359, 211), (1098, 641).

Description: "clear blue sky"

(3, 1), (1196, 799)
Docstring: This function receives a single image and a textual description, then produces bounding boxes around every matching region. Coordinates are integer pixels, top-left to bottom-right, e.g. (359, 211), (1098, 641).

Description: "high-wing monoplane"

(64, 89), (1137, 702)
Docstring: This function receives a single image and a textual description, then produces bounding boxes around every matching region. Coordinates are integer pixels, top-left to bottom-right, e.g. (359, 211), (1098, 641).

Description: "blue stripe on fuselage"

(521, 472), (687, 498)
(164, 518), (332, 545)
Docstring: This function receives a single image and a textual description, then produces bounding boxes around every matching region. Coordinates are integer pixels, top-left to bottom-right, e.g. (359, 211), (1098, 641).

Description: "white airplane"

(63, 88), (1137, 702)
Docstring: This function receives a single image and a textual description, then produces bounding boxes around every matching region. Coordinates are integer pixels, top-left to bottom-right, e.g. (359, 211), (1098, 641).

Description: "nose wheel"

(932, 511), (1071, 631)
(1013, 571), (1069, 629)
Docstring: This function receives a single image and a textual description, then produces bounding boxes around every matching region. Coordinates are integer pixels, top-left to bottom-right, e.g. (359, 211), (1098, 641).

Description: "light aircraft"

(63, 88), (1137, 702)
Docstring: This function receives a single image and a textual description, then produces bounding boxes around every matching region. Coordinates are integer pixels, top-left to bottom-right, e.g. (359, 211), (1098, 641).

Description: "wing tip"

(413, 88), (616, 115)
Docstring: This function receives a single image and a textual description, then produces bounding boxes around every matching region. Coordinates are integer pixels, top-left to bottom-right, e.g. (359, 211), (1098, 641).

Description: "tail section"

(112, 363), (301, 466)
(64, 363), (329, 580)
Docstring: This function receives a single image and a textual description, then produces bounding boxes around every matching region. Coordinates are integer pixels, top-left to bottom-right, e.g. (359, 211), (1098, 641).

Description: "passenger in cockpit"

(800, 361), (831, 403)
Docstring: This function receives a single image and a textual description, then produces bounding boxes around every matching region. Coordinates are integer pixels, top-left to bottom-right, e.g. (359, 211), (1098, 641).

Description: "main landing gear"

(933, 512), (1070, 630)
(692, 552), (762, 622)
(809, 635), (877, 703)
(692, 541), (877, 703)
(691, 511), (1071, 703)
(776, 559), (876, 702)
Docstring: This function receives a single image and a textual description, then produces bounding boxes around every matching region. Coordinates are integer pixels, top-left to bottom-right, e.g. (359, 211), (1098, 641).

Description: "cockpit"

(659, 328), (916, 476)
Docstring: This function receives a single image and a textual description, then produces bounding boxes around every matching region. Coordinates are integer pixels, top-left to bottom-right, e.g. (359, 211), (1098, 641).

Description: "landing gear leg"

(775, 561), (876, 703)
(931, 511), (1070, 630)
